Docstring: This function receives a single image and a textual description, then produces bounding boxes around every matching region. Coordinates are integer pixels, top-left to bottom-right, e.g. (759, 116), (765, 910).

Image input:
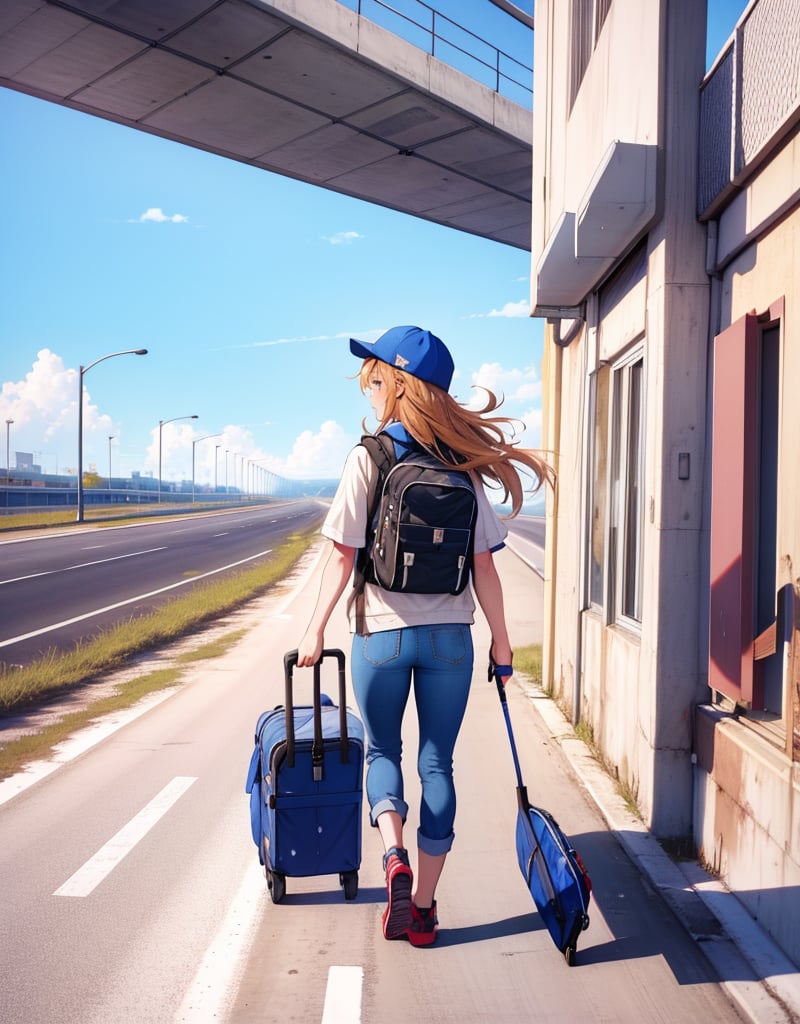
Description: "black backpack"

(356, 431), (478, 596)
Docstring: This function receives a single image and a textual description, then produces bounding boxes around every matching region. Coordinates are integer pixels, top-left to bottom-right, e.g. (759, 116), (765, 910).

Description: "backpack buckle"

(433, 528), (444, 544)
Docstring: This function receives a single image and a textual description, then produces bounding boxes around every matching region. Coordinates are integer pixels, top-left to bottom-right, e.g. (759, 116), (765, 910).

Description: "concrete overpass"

(1, 0), (533, 249)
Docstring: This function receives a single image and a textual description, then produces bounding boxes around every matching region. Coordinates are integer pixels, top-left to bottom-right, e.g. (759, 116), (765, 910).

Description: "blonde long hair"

(359, 357), (555, 516)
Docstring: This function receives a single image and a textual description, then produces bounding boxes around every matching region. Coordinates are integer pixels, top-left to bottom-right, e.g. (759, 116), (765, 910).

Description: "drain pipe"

(541, 321), (562, 704)
(572, 298), (594, 727)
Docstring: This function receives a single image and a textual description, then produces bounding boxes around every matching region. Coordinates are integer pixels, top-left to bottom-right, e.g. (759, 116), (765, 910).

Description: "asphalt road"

(0, 544), (749, 1024)
(0, 501), (325, 667)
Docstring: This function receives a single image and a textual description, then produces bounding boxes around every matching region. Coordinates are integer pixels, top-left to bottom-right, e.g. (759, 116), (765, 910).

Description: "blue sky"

(0, 0), (744, 489)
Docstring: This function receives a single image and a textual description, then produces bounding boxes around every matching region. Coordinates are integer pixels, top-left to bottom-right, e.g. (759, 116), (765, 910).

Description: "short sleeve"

(321, 445), (376, 548)
(471, 473), (508, 554)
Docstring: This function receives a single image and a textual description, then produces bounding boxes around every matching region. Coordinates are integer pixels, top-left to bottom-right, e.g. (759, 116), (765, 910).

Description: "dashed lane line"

(0, 548), (273, 648)
(321, 966), (364, 1024)
(53, 775), (197, 898)
(0, 546), (167, 586)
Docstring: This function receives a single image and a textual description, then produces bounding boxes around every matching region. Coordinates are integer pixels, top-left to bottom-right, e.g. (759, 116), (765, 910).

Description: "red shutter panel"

(708, 312), (761, 707)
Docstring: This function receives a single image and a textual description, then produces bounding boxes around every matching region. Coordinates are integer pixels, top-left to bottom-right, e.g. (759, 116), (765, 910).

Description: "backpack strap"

(348, 432), (398, 636)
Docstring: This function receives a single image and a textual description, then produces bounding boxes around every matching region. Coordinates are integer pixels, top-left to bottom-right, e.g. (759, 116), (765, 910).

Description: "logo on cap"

(394, 354), (410, 368)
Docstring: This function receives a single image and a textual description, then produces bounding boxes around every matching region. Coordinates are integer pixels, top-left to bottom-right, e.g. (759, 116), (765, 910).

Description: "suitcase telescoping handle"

(283, 649), (349, 778)
(490, 663), (528, 803)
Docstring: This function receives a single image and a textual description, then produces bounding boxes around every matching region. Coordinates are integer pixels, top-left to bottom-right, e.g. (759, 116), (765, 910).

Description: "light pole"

(249, 457), (272, 498)
(214, 444), (221, 492)
(191, 432), (222, 502)
(5, 419), (13, 482)
(108, 435), (115, 490)
(77, 348), (147, 522)
(158, 414), (198, 502)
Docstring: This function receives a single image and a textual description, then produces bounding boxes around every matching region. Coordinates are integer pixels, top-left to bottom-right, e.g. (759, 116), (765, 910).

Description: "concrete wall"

(535, 0), (709, 837)
(694, 149), (800, 966)
(536, 0), (800, 964)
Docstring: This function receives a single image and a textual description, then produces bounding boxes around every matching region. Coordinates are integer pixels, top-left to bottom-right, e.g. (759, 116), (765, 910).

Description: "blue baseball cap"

(350, 326), (454, 391)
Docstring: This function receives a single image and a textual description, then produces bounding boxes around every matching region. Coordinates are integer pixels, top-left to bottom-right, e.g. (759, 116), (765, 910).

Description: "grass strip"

(0, 501), (262, 532)
(512, 643), (542, 685)
(0, 629), (250, 780)
(0, 529), (318, 713)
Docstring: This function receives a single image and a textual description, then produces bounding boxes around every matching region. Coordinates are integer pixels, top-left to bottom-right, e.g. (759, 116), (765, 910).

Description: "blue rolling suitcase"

(246, 649), (364, 903)
(491, 664), (592, 965)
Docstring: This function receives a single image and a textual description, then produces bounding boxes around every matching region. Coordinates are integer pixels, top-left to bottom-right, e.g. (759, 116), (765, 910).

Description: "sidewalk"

(3, 532), (798, 1020)
(494, 545), (800, 1024)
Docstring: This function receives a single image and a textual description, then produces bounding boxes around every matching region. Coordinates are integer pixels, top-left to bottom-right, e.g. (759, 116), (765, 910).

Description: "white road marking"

(0, 547), (167, 586)
(321, 967), (363, 1024)
(173, 855), (266, 1023)
(0, 548), (273, 648)
(0, 689), (180, 808)
(53, 776), (197, 898)
(0, 545), (324, 810)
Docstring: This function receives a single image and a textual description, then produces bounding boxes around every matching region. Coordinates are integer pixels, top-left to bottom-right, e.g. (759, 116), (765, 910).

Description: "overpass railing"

(339, 0), (533, 108)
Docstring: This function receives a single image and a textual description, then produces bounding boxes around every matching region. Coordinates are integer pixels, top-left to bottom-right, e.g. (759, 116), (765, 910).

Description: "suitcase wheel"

(339, 870), (359, 901)
(266, 869), (286, 904)
(565, 944), (576, 967)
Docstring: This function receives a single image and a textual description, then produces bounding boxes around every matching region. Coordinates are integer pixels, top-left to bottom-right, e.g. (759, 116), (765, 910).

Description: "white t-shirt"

(322, 443), (508, 633)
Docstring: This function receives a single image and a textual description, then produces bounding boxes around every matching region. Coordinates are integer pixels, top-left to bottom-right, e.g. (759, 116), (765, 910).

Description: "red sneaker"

(382, 848), (413, 940)
(408, 901), (438, 946)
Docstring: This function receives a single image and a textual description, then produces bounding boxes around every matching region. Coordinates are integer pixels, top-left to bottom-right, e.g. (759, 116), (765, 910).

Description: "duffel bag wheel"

(267, 870), (286, 904)
(565, 945), (576, 967)
(339, 870), (359, 901)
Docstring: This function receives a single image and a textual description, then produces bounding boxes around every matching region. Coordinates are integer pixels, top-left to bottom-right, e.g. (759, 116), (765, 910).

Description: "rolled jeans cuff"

(370, 796), (408, 827)
(417, 827), (454, 856)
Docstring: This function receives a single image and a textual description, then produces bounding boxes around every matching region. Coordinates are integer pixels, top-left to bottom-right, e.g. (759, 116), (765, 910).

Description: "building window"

(621, 358), (644, 619)
(570, 0), (613, 107)
(609, 352), (645, 624)
(588, 366), (610, 608)
(709, 305), (783, 717)
(586, 350), (644, 624)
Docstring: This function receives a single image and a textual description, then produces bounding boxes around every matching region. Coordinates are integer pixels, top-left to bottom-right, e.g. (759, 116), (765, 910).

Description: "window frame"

(608, 347), (645, 628)
(586, 364), (610, 612)
(584, 343), (645, 628)
(569, 0), (613, 108)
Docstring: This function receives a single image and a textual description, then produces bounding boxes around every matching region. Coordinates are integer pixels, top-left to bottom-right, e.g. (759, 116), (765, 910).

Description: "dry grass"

(0, 630), (250, 779)
(0, 530), (316, 713)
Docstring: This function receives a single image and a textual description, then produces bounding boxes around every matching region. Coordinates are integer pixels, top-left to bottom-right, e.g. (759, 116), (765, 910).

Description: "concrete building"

(531, 0), (799, 966)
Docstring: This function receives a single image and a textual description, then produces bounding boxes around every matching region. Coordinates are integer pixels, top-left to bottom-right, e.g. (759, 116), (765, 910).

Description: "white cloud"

(519, 405), (542, 449)
(268, 420), (355, 479)
(0, 348), (118, 472)
(470, 362), (541, 404)
(229, 327), (385, 350)
(466, 298), (531, 319)
(322, 231), (364, 245)
(132, 207), (189, 224)
(460, 362), (542, 450)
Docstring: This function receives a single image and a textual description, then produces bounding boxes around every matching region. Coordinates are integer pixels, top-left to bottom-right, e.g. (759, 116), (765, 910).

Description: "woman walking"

(296, 325), (552, 945)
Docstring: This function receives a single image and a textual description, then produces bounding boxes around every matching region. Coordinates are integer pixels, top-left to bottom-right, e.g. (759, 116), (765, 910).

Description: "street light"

(108, 435), (115, 490)
(5, 419), (13, 482)
(158, 414), (198, 503)
(214, 444), (221, 492)
(77, 348), (148, 522)
(248, 457), (272, 498)
(191, 432), (222, 502)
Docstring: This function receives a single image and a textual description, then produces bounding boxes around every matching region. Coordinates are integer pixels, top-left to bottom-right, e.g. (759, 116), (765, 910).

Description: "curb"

(518, 679), (800, 1024)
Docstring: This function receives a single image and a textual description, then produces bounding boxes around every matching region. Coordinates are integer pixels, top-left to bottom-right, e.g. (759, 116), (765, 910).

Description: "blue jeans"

(351, 624), (474, 856)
